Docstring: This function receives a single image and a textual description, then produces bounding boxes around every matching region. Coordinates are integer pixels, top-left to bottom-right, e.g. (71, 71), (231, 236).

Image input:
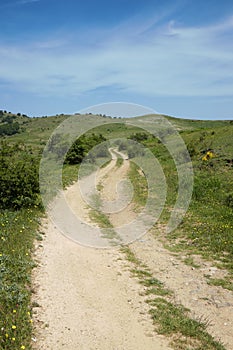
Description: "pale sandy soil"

(32, 220), (171, 350)
(32, 151), (233, 350)
(131, 237), (233, 349)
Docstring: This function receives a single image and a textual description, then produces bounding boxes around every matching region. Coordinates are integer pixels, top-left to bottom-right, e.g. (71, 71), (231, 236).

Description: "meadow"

(0, 110), (232, 349)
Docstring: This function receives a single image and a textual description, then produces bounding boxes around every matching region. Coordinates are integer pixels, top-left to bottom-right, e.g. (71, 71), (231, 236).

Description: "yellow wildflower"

(202, 151), (214, 161)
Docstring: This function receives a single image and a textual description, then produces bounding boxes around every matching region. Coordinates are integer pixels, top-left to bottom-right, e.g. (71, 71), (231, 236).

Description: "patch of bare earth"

(96, 150), (136, 227)
(32, 219), (171, 350)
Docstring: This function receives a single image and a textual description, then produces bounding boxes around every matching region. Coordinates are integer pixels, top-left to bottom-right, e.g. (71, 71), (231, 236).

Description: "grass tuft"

(116, 157), (123, 168)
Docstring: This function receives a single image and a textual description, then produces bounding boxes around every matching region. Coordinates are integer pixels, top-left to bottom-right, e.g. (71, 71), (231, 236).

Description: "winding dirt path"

(33, 152), (233, 350)
(32, 151), (171, 349)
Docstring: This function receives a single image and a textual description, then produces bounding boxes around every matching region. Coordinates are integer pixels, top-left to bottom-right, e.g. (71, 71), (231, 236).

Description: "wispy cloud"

(0, 14), (233, 100)
(17, 0), (40, 4)
(0, 0), (40, 10)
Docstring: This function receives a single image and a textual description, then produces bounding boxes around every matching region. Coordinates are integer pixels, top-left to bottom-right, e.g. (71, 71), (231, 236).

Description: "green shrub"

(0, 122), (20, 136)
(0, 142), (40, 209)
(65, 134), (106, 165)
(129, 132), (149, 142)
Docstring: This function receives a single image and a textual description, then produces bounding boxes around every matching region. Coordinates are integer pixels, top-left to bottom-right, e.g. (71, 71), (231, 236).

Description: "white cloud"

(0, 15), (233, 99)
(17, 0), (40, 5)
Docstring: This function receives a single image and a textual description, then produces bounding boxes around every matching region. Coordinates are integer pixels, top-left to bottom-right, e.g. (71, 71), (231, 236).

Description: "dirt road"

(32, 220), (172, 350)
(33, 151), (233, 350)
(32, 150), (171, 350)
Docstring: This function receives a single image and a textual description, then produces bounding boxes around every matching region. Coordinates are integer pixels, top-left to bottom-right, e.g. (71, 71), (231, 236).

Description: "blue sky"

(0, 0), (233, 119)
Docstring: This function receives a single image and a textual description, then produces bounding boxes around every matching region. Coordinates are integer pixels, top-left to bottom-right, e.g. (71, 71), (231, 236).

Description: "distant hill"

(0, 111), (232, 159)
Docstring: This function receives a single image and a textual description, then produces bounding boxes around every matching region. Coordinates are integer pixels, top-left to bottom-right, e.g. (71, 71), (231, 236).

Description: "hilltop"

(0, 109), (232, 148)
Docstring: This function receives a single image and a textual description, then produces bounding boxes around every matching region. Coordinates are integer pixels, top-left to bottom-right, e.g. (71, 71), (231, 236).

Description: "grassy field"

(0, 208), (42, 349)
(0, 111), (232, 348)
(163, 125), (233, 284)
(0, 114), (68, 149)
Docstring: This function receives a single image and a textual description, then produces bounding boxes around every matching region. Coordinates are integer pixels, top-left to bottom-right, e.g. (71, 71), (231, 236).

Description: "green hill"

(1, 110), (232, 147)
(0, 110), (232, 350)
